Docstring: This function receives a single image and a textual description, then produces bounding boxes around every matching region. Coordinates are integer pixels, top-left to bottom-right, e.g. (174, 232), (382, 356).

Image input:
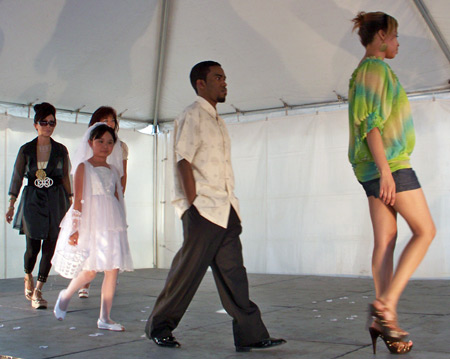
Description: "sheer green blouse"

(348, 57), (415, 182)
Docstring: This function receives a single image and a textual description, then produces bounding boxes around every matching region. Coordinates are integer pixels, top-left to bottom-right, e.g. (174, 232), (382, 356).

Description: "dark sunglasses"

(38, 120), (56, 127)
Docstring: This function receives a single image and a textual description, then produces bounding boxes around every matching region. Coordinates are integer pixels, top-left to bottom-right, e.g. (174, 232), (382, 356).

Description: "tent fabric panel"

(1, 0), (449, 123)
(158, 97), (450, 278)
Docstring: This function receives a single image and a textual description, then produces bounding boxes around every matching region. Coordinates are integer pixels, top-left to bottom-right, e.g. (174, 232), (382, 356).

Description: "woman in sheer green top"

(348, 11), (435, 354)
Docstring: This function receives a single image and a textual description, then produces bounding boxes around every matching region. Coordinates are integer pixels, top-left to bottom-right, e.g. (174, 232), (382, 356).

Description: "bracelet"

(8, 206), (14, 210)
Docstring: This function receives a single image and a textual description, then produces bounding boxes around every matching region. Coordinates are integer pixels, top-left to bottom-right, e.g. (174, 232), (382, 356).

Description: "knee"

(412, 221), (436, 244)
(103, 269), (119, 280)
(24, 250), (38, 260)
(374, 232), (398, 252)
(85, 271), (97, 282)
(428, 222), (437, 241)
(25, 246), (40, 258)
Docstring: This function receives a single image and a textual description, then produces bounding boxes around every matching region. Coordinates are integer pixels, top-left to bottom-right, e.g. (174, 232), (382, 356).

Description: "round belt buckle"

(34, 177), (53, 188)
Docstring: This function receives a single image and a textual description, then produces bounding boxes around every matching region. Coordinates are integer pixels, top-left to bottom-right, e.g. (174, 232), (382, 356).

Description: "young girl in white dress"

(52, 123), (133, 331)
(78, 106), (129, 299)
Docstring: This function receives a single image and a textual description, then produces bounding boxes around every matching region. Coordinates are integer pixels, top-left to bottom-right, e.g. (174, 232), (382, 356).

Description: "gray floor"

(0, 269), (448, 359)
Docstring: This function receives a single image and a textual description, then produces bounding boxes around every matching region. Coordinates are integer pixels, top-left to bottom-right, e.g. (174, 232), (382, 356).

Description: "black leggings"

(24, 237), (57, 283)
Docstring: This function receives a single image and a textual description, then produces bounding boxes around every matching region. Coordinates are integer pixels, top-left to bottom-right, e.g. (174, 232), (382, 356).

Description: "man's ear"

(196, 79), (206, 92)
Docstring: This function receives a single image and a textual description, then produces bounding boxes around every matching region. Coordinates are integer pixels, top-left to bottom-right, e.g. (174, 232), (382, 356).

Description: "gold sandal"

(31, 288), (48, 309)
(24, 276), (34, 301)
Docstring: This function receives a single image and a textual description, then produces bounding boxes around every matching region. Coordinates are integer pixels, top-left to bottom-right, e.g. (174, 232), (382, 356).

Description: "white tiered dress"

(53, 161), (133, 274)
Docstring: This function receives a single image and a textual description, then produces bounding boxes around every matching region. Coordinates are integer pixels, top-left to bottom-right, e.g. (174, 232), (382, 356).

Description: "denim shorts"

(359, 168), (421, 198)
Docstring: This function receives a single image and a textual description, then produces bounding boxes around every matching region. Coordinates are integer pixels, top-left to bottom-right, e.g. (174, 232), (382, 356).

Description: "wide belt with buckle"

(27, 176), (62, 189)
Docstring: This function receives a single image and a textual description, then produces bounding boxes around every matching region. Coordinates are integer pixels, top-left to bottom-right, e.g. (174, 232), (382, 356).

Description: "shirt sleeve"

(352, 60), (393, 141)
(174, 109), (201, 163)
(8, 145), (26, 197)
(61, 145), (73, 196)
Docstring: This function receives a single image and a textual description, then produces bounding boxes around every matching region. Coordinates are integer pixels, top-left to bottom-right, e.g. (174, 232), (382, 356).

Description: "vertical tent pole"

(152, 0), (171, 267)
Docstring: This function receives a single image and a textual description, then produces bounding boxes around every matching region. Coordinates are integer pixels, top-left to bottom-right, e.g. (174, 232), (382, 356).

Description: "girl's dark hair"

(89, 124), (117, 143)
(352, 11), (398, 47)
(33, 102), (56, 124)
(88, 106), (119, 132)
(190, 61), (221, 94)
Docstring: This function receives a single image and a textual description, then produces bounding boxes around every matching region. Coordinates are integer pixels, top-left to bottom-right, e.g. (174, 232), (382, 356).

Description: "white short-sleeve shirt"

(172, 96), (240, 228)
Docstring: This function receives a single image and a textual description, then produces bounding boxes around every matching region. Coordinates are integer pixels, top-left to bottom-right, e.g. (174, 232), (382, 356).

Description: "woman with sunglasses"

(5, 102), (72, 309)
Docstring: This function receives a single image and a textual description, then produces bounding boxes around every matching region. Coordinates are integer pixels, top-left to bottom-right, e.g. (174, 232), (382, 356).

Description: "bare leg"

(366, 190), (433, 350)
(380, 188), (435, 311)
(368, 198), (398, 297)
(59, 270), (97, 311)
(99, 269), (119, 323)
(80, 283), (91, 290)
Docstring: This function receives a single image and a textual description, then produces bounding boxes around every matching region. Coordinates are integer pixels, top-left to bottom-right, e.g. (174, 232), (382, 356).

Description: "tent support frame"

(215, 88), (450, 120)
(152, 0), (171, 268)
(412, 0), (450, 63)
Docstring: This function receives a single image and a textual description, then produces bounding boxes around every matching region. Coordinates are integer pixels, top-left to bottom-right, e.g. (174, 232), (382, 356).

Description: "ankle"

(378, 297), (397, 313)
(59, 296), (70, 311)
(370, 320), (382, 331)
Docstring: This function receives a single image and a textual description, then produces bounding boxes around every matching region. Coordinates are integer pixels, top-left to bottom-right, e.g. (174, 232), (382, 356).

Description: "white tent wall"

(157, 97), (450, 278)
(0, 114), (154, 279)
(156, 130), (184, 269)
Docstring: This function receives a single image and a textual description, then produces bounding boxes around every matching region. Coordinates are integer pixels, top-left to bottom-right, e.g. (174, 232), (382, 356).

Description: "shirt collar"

(196, 96), (218, 119)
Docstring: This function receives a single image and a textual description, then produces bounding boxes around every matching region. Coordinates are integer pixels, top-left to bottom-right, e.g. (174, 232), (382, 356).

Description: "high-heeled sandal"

(24, 276), (34, 301)
(31, 288), (48, 309)
(369, 327), (413, 354)
(369, 300), (409, 340)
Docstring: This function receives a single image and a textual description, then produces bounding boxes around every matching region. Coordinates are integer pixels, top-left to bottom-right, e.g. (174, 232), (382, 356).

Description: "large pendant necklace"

(35, 168), (47, 180)
(34, 161), (53, 188)
(36, 144), (51, 180)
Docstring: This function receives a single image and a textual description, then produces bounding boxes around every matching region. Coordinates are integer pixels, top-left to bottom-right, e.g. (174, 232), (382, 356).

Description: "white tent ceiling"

(0, 0), (449, 128)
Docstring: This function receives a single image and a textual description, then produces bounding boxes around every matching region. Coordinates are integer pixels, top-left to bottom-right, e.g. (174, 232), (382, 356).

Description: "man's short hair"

(190, 61), (221, 94)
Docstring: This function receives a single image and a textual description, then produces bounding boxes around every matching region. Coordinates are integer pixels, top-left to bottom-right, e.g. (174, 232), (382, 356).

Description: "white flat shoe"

(53, 290), (67, 321)
(97, 319), (125, 332)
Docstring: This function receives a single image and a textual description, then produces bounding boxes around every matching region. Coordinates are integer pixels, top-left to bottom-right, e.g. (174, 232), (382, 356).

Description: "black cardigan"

(9, 137), (72, 240)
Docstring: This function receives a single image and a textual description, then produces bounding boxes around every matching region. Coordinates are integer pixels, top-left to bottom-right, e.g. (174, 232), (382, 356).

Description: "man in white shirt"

(145, 61), (286, 352)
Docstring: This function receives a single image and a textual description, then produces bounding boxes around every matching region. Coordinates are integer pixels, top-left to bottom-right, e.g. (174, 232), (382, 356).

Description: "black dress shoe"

(152, 335), (181, 348)
(236, 338), (286, 352)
